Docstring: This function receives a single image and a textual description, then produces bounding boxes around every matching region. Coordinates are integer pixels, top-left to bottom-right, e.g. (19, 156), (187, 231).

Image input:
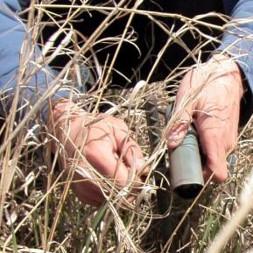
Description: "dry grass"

(0, 1), (253, 252)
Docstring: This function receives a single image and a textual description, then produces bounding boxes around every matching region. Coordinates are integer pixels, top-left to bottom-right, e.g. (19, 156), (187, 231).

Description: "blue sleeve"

(218, 0), (253, 94)
(0, 0), (71, 121)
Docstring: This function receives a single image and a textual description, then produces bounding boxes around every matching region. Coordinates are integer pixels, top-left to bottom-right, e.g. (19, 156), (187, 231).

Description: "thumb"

(166, 120), (189, 149)
(166, 69), (197, 150)
(166, 102), (194, 150)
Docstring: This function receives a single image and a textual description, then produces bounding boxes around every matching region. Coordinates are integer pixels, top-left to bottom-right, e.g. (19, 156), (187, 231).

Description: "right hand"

(165, 55), (244, 182)
(49, 100), (147, 206)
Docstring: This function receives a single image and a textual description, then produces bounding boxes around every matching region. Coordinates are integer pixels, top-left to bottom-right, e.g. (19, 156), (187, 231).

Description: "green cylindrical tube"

(169, 126), (204, 198)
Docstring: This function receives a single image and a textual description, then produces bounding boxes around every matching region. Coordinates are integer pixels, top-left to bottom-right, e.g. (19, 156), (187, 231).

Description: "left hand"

(166, 54), (244, 182)
(49, 100), (146, 206)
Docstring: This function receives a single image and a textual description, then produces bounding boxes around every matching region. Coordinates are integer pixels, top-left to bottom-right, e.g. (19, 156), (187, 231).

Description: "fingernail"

(167, 131), (179, 140)
(167, 130), (185, 142)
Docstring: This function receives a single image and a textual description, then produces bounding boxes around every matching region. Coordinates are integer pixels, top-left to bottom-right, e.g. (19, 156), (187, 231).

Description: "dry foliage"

(0, 1), (253, 252)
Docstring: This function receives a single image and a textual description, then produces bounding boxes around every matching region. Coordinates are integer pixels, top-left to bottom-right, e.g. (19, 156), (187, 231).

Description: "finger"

(116, 136), (146, 173)
(71, 173), (105, 206)
(203, 169), (213, 183)
(166, 71), (196, 149)
(84, 141), (133, 187)
(225, 107), (240, 151)
(101, 120), (147, 183)
(196, 116), (228, 183)
(203, 148), (228, 183)
(111, 128), (148, 189)
(166, 117), (191, 149)
(109, 120), (147, 175)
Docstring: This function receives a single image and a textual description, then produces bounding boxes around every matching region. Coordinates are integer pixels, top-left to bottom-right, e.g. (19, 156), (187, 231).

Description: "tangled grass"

(0, 1), (253, 252)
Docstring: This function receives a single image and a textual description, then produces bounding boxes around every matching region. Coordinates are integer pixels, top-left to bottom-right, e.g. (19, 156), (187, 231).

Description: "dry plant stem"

(45, 106), (87, 249)
(165, 38), (218, 83)
(0, 32), (28, 226)
(206, 169), (253, 253)
(0, 135), (24, 227)
(2, 2), (251, 252)
(83, 204), (108, 253)
(97, 208), (114, 253)
(93, 0), (143, 113)
(43, 147), (59, 249)
(35, 4), (229, 32)
(137, 23), (194, 104)
(27, 3), (60, 249)
(206, 202), (252, 253)
(45, 164), (76, 251)
(106, 80), (147, 115)
(62, 0), (128, 57)
(3, 170), (65, 252)
(2, 247), (52, 253)
(147, 15), (199, 64)
(198, 204), (246, 231)
(238, 114), (253, 139)
(0, 63), (65, 158)
(161, 174), (214, 253)
(0, 0), (128, 158)
(28, 0), (45, 44)
(46, 112), (110, 250)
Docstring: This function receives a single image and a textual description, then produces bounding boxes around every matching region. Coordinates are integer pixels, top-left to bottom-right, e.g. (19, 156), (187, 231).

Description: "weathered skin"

(50, 101), (146, 206)
(50, 54), (244, 205)
(166, 54), (244, 183)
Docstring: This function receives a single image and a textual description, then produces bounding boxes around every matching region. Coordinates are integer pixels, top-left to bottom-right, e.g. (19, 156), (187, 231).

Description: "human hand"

(50, 101), (146, 206)
(166, 54), (244, 182)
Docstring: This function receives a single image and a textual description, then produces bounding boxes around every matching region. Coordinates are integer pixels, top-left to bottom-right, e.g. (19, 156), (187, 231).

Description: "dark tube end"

(174, 184), (203, 199)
